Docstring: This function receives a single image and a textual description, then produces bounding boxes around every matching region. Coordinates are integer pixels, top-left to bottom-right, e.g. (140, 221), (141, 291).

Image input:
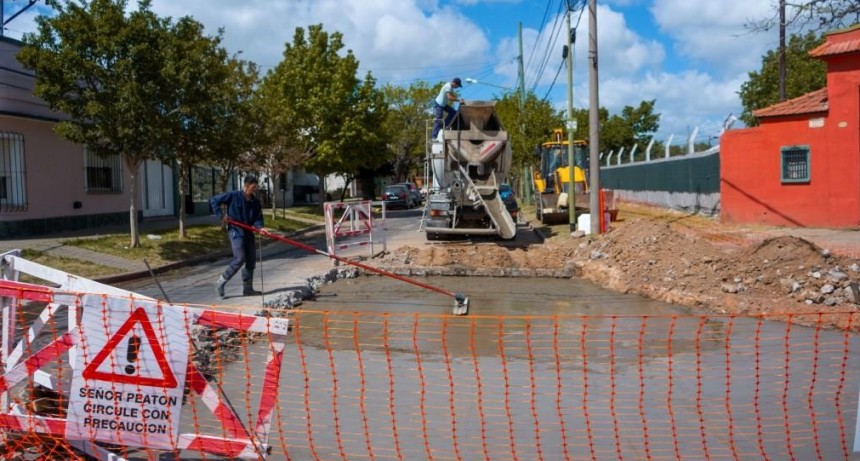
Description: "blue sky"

(3, 0), (787, 143)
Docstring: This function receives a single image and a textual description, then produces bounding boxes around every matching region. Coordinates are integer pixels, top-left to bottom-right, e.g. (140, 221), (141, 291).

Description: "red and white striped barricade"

(0, 252), (288, 461)
(324, 200), (386, 262)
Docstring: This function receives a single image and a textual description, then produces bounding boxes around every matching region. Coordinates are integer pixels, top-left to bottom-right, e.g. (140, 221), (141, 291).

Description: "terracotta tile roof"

(753, 87), (828, 119)
(810, 37), (860, 57)
(810, 24), (860, 58)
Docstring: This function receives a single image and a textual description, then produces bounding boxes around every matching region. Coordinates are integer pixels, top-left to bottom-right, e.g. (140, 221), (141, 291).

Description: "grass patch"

(65, 218), (316, 268)
(264, 213), (323, 230)
(66, 225), (228, 267)
(282, 205), (324, 219)
(18, 249), (117, 282)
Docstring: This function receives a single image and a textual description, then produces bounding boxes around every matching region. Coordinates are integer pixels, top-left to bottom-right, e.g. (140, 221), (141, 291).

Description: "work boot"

(242, 281), (262, 296)
(215, 275), (227, 298)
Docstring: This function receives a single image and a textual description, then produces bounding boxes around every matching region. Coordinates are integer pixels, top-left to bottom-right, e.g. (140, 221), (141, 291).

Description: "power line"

(538, 1), (586, 100)
(528, 0), (566, 92)
(541, 60), (565, 102)
(524, 0), (558, 72)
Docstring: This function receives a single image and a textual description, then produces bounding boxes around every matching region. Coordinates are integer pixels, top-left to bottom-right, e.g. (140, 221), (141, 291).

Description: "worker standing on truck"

(431, 77), (463, 140)
(210, 174), (264, 298)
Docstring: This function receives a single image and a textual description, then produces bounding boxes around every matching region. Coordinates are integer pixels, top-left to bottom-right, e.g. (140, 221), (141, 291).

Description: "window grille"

(84, 147), (123, 193)
(0, 132), (27, 212)
(780, 146), (810, 183)
(192, 166), (217, 203)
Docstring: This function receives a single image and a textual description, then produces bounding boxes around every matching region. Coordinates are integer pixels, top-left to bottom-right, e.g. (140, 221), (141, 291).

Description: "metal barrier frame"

(0, 251), (288, 460)
(324, 200), (386, 261)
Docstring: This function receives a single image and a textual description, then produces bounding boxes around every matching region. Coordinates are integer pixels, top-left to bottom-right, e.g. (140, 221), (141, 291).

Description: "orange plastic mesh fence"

(1, 282), (858, 461)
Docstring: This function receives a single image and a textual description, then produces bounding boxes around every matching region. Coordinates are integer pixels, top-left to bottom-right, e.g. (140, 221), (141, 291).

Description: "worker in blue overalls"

(210, 174), (264, 298)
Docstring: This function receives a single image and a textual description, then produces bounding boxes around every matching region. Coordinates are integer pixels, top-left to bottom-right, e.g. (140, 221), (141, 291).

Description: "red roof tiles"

(809, 37), (860, 57)
(752, 87), (828, 118)
(810, 25), (860, 58)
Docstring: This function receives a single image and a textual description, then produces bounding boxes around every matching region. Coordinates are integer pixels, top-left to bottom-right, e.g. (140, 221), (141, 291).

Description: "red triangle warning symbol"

(82, 307), (179, 388)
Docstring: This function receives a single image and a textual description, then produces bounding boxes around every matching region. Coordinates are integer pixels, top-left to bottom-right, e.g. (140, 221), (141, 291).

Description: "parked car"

(396, 182), (423, 206)
(499, 183), (519, 219)
(382, 184), (412, 209)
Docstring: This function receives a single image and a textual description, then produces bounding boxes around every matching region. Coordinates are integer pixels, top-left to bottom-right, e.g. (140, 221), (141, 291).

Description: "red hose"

(226, 219), (459, 300)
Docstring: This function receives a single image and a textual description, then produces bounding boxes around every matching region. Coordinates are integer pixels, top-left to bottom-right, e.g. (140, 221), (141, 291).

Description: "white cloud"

(147, 0), (490, 84)
(5, 0), (776, 145)
(651, 0), (776, 76)
(593, 70), (746, 139)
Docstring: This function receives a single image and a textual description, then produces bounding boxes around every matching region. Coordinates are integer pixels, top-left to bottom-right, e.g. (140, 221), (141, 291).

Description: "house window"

(84, 147), (123, 193)
(0, 132), (27, 212)
(192, 166), (216, 203)
(780, 145), (810, 184)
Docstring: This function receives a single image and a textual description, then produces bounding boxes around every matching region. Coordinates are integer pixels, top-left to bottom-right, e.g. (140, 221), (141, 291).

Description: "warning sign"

(65, 296), (190, 449)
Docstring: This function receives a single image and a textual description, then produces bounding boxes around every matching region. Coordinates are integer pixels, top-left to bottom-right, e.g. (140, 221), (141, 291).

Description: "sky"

(2, 0), (788, 144)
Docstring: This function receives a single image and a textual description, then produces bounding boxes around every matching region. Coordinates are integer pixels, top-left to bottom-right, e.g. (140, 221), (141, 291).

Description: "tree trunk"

(177, 160), (188, 239)
(339, 177), (353, 201)
(317, 173), (326, 214)
(267, 167), (277, 217)
(218, 169), (230, 192)
(126, 158), (142, 248)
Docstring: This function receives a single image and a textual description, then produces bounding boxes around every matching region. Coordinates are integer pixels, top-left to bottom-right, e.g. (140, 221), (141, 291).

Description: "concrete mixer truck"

(423, 101), (517, 241)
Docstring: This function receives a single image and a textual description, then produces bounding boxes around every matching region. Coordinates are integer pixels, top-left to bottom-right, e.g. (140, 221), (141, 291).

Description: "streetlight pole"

(518, 22), (532, 206)
(565, 1), (577, 232)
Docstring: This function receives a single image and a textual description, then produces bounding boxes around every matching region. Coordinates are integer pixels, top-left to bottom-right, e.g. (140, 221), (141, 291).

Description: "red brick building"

(720, 25), (860, 227)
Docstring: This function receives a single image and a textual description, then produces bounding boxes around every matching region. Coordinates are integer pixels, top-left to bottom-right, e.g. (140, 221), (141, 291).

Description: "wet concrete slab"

(190, 275), (860, 461)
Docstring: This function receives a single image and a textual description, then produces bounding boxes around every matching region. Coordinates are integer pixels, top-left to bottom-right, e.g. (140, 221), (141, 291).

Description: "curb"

(94, 224), (326, 285)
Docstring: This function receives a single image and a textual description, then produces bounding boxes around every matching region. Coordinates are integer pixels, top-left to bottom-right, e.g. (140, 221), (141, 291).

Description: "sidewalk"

(0, 212), (326, 283)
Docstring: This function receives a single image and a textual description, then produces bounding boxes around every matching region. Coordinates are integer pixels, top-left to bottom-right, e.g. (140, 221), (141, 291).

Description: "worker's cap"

(244, 174), (258, 185)
(452, 77), (462, 87)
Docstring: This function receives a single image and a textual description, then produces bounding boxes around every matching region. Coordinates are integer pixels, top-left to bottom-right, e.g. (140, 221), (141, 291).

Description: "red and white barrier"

(0, 252), (288, 460)
(324, 200), (386, 261)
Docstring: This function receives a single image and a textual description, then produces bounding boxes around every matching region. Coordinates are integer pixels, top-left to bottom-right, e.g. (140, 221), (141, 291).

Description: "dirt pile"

(378, 218), (860, 329)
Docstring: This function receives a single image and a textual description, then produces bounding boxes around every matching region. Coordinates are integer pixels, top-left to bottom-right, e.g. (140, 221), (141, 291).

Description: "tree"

(161, 17), (234, 238)
(495, 91), (564, 179)
(18, 0), (173, 248)
(381, 82), (435, 183)
(747, 1), (859, 34)
(206, 59), (261, 195)
(262, 24), (389, 209)
(600, 100), (660, 158)
(567, 102), (658, 162)
(738, 32), (826, 127)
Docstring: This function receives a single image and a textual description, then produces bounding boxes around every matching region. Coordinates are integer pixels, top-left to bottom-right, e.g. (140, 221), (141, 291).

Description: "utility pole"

(588, 0), (601, 234)
(518, 22), (532, 205)
(779, 0), (786, 101)
(565, 1), (577, 232)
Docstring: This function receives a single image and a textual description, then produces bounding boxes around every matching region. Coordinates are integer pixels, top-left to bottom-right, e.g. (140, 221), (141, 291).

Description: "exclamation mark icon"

(125, 335), (140, 375)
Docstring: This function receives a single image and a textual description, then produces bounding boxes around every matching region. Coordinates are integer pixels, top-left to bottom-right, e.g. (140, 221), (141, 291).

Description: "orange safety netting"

(0, 281), (858, 461)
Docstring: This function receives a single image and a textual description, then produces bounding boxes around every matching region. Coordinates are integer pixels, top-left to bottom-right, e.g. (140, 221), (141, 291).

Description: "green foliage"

(206, 58), (261, 192)
(17, 0), (175, 247)
(494, 91), (564, 169)
(600, 100), (659, 155)
(17, 0), (171, 162)
(159, 17), (241, 236)
(381, 81), (436, 181)
(738, 32), (826, 127)
(567, 101), (658, 158)
(261, 24), (389, 181)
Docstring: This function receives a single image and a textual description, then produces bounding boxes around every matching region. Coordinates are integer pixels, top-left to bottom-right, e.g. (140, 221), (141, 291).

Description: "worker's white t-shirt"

(435, 82), (455, 107)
